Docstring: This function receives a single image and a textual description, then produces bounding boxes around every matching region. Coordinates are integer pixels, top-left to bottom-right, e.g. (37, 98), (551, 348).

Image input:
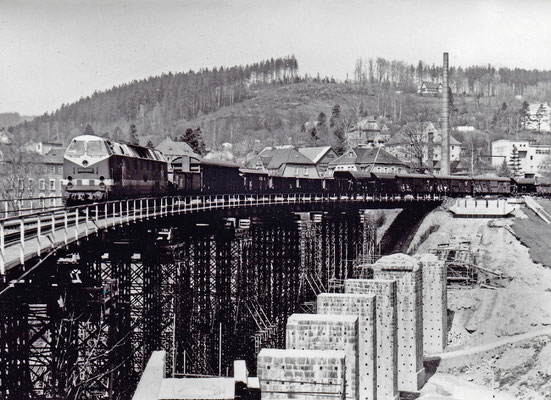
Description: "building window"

(49, 196), (55, 206)
(49, 165), (55, 174)
(295, 167), (299, 176)
(304, 168), (309, 176)
(39, 179), (46, 190)
(57, 166), (63, 174)
(49, 179), (55, 191)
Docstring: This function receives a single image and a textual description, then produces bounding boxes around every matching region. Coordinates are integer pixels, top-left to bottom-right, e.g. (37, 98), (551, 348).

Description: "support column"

(373, 254), (425, 392)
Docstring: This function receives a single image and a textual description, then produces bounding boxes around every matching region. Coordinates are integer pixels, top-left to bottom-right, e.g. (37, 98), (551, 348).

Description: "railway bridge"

(0, 192), (442, 399)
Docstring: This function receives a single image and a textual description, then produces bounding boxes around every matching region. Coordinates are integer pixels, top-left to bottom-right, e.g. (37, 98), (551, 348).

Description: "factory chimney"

(441, 52), (450, 175)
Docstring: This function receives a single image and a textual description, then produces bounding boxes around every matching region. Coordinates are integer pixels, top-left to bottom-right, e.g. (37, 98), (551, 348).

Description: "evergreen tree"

(317, 112), (327, 128)
(309, 127), (319, 145)
(128, 124), (139, 145)
(330, 104), (341, 128)
(146, 139), (154, 148)
(179, 127), (206, 155)
(508, 145), (522, 177)
(520, 101), (530, 130)
(497, 158), (511, 177)
(333, 127), (346, 155)
(112, 126), (123, 141)
(535, 103), (546, 133)
(83, 124), (95, 136)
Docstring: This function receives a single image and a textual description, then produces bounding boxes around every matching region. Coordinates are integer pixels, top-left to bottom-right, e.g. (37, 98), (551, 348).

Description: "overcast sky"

(2, 0), (551, 115)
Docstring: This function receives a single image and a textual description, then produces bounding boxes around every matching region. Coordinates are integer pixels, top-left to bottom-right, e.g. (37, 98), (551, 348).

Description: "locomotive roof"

(69, 134), (166, 162)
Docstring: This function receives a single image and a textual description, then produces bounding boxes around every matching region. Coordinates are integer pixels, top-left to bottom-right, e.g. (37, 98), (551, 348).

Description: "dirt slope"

(410, 205), (551, 399)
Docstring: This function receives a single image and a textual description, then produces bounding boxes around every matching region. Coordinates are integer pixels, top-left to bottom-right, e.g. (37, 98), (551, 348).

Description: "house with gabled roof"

(418, 81), (443, 96)
(156, 136), (196, 161)
(345, 117), (387, 148)
(326, 147), (409, 176)
(297, 146), (338, 176)
(265, 147), (320, 178)
(385, 122), (463, 172)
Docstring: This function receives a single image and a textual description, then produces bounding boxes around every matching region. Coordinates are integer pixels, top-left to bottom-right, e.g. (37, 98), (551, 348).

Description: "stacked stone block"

(257, 348), (346, 400)
(373, 254), (425, 392)
(415, 253), (447, 355)
(286, 314), (359, 400)
(316, 293), (377, 400)
(345, 279), (399, 400)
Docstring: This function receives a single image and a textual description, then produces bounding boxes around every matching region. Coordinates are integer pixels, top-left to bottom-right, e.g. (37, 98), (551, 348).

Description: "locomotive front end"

(62, 135), (112, 204)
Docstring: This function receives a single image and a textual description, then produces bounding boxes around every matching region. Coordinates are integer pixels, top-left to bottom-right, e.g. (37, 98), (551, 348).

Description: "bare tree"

(0, 139), (41, 202)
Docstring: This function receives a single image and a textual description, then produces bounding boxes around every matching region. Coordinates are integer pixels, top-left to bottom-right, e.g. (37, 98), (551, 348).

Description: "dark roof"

(333, 171), (373, 180)
(420, 81), (442, 89)
(240, 168), (268, 175)
(397, 173), (435, 179)
(266, 148), (315, 169)
(191, 157), (241, 169)
(297, 146), (333, 163)
(330, 147), (407, 167)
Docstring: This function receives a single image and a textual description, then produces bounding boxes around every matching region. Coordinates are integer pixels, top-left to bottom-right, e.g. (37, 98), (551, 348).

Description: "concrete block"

(286, 313), (359, 400)
(415, 253), (447, 355)
(373, 254), (425, 392)
(345, 279), (399, 400)
(257, 348), (346, 400)
(317, 293), (377, 400)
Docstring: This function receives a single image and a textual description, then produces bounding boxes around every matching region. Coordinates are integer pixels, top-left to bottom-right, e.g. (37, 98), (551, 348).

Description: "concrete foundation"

(317, 293), (377, 400)
(416, 254), (447, 355)
(257, 348), (346, 400)
(286, 313), (359, 400)
(373, 254), (425, 392)
(345, 279), (399, 400)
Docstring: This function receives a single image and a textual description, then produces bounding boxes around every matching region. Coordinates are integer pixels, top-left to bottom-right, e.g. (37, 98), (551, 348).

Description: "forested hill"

(9, 55), (299, 144)
(7, 54), (551, 164)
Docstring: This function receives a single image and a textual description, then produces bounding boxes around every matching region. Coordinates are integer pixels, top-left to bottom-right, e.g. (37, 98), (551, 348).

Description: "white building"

(491, 139), (551, 178)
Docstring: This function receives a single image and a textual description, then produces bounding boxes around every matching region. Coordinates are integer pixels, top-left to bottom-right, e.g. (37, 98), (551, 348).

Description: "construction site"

(130, 195), (551, 400)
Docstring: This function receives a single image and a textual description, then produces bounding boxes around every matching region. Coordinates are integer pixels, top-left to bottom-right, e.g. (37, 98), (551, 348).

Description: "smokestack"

(441, 52), (450, 175)
(427, 131), (434, 172)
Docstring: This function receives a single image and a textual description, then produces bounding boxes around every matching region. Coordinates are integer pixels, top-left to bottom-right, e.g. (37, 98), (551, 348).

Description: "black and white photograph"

(1, 1), (551, 399)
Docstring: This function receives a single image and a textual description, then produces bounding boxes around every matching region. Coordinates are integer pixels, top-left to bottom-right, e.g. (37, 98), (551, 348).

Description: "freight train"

(61, 134), (537, 205)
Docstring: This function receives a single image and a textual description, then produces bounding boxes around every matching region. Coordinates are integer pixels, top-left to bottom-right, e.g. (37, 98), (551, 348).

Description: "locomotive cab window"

(86, 141), (108, 157)
(66, 141), (85, 157)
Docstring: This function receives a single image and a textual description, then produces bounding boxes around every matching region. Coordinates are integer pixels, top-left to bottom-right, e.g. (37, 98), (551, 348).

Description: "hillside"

(0, 113), (34, 128)
(7, 55), (551, 166)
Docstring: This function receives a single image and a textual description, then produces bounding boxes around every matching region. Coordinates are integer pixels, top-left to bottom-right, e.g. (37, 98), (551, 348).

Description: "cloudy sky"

(2, 0), (551, 115)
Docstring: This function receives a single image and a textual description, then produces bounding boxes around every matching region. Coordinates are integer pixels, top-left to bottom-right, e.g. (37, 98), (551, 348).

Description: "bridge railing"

(0, 196), (64, 219)
(0, 192), (441, 275)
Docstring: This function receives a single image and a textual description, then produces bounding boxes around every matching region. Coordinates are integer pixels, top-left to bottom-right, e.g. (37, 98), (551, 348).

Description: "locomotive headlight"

(82, 160), (88, 167)
(67, 182), (73, 188)
(68, 176), (73, 181)
(99, 182), (105, 189)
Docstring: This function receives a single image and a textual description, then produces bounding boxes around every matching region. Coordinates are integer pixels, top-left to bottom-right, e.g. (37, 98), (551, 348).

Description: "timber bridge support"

(0, 200), (439, 399)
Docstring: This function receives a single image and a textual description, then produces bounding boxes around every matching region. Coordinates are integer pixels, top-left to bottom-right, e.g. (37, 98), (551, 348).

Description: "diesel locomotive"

(62, 135), (167, 203)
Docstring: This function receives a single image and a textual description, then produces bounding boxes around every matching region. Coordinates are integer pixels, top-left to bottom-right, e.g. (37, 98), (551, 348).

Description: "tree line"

(8, 56), (300, 145)
(353, 57), (551, 97)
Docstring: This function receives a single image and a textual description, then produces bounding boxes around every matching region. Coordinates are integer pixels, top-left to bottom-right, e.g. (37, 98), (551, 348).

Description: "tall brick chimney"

(441, 52), (450, 175)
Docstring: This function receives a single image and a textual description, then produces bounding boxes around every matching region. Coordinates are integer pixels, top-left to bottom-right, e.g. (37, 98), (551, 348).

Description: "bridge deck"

(0, 193), (442, 277)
